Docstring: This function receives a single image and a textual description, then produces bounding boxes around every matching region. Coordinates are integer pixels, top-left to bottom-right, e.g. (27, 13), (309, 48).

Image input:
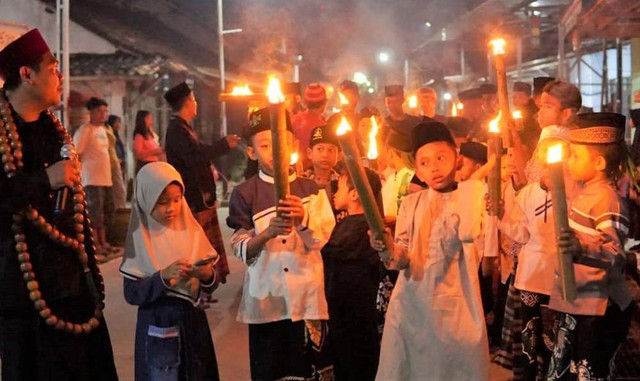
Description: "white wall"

(0, 0), (116, 54)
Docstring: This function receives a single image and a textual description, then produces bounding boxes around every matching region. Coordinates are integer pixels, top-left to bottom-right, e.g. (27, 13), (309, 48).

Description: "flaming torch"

(488, 111), (502, 216)
(451, 102), (463, 117)
(336, 117), (391, 259)
(512, 110), (524, 131)
(547, 143), (577, 301)
(267, 77), (291, 220)
(489, 38), (512, 147)
(231, 84), (254, 96)
(366, 116), (379, 170)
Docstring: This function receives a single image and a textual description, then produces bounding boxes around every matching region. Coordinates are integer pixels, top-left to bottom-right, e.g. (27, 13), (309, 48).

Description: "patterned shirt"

(549, 179), (631, 316)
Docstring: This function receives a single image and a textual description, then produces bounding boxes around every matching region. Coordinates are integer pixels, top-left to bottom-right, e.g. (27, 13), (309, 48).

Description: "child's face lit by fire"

(414, 142), (458, 191)
(247, 130), (295, 176)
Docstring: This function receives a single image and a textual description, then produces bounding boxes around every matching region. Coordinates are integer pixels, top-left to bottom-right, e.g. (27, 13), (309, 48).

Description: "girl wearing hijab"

(120, 162), (220, 380)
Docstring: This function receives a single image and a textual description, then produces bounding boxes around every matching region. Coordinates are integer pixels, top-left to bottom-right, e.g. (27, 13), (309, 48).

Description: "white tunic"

(376, 180), (490, 381)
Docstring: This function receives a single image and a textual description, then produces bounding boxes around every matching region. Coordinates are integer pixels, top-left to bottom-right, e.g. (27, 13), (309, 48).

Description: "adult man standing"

(458, 88), (487, 142)
(0, 29), (117, 380)
(74, 97), (113, 255)
(417, 86), (445, 122)
(383, 85), (421, 138)
(164, 82), (240, 283)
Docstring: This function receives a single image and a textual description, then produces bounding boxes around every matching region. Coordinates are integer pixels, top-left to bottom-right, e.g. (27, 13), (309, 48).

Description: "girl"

(133, 110), (164, 174)
(120, 162), (220, 380)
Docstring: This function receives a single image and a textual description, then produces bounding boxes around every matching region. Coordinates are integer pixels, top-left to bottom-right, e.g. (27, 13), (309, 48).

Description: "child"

(381, 131), (415, 219)
(120, 162), (220, 380)
(525, 79), (582, 183)
(496, 126), (574, 380)
(546, 113), (632, 380)
(226, 107), (336, 380)
(322, 167), (383, 381)
(301, 124), (340, 202)
(457, 141), (488, 181)
(370, 121), (492, 380)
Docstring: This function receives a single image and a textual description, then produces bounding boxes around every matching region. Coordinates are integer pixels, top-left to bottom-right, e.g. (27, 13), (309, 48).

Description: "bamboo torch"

(490, 38), (512, 147)
(547, 143), (577, 301)
(488, 111), (502, 216)
(336, 117), (391, 259)
(267, 77), (291, 219)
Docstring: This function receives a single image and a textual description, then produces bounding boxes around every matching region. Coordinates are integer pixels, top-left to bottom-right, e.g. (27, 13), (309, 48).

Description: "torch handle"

(494, 55), (513, 148)
(338, 132), (392, 258)
(549, 163), (577, 301)
(270, 103), (291, 220)
(488, 136), (502, 216)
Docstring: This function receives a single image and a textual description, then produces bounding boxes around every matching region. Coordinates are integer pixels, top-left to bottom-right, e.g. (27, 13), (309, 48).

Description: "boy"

(301, 124), (340, 194)
(457, 141), (488, 181)
(370, 121), (492, 380)
(525, 79), (582, 183)
(227, 108), (336, 380)
(496, 126), (573, 380)
(546, 112), (632, 380)
(322, 168), (383, 381)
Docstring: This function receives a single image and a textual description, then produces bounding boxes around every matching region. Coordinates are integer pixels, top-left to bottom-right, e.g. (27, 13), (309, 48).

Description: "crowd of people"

(1, 28), (640, 381)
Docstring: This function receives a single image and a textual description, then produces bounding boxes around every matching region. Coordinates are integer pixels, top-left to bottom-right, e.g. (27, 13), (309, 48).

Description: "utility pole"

(217, 0), (241, 137)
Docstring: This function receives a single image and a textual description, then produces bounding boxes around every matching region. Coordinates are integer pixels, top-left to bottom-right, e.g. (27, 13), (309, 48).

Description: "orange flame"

(231, 84), (253, 96)
(336, 116), (351, 136)
(489, 110), (502, 133)
(367, 116), (379, 160)
(408, 95), (418, 109)
(339, 92), (349, 106)
(457, 102), (464, 110)
(266, 76), (285, 104)
(290, 152), (299, 165)
(512, 110), (523, 119)
(489, 38), (506, 56)
(547, 143), (563, 164)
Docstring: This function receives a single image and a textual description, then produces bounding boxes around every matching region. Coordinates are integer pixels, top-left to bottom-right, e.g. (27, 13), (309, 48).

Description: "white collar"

(259, 170), (297, 184)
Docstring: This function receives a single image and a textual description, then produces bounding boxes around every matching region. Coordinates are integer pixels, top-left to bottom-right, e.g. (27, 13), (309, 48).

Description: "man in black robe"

(164, 82), (240, 283)
(0, 29), (117, 381)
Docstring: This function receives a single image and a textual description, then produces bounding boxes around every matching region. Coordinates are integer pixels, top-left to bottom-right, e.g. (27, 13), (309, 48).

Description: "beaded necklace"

(0, 89), (104, 335)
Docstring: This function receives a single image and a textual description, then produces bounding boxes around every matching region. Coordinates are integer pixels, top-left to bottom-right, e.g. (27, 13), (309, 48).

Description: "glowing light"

(368, 88), (375, 94)
(489, 110), (502, 133)
(451, 102), (462, 116)
(547, 143), (563, 164)
(489, 38), (506, 56)
(512, 110), (523, 119)
(353, 72), (369, 85)
(457, 102), (464, 110)
(443, 92), (452, 101)
(290, 152), (299, 165)
(378, 52), (390, 63)
(367, 116), (379, 160)
(336, 117), (352, 136)
(231, 84), (253, 96)
(266, 76), (285, 104)
(408, 95), (418, 109)
(339, 92), (349, 106)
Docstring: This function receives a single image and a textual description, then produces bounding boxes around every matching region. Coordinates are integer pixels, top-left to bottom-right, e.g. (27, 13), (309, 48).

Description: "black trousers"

(248, 319), (333, 381)
(547, 304), (632, 380)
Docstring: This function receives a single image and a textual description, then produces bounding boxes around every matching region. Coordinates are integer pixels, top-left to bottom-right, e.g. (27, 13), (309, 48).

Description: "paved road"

(101, 207), (511, 380)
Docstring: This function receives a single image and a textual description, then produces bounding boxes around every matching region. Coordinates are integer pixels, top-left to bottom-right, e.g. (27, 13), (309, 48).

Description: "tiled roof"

(70, 51), (165, 77)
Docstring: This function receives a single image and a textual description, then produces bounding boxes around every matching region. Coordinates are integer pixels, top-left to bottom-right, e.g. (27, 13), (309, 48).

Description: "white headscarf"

(120, 162), (217, 303)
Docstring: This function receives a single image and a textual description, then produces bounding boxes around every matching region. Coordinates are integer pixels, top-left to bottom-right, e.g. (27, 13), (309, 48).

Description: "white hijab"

(120, 162), (217, 303)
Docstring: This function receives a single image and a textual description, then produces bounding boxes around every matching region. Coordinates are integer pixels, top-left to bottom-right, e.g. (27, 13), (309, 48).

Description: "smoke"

(224, 0), (484, 89)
